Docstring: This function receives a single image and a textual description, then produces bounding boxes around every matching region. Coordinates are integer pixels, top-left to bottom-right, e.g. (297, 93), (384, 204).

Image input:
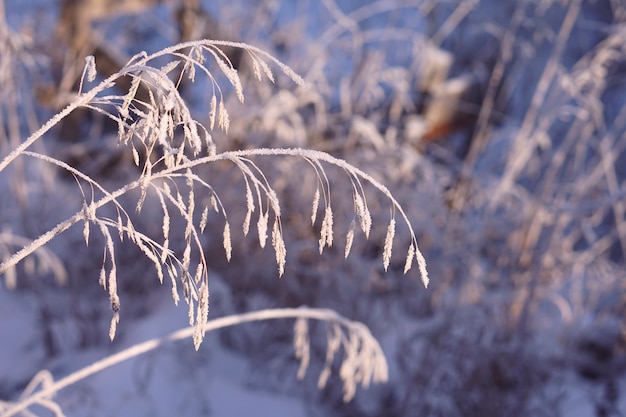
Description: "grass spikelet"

(186, 59), (196, 81)
(169, 268), (180, 306)
(207, 138), (216, 157)
(382, 218), (396, 271)
(125, 219), (136, 244)
(251, 57), (262, 81)
(108, 266), (119, 300)
(244, 179), (255, 213)
(79, 55), (96, 93)
(210, 194), (219, 212)
(163, 90), (176, 112)
(136, 182), (148, 213)
(131, 144), (139, 167)
(193, 282), (209, 350)
(108, 268), (119, 341)
(183, 124), (202, 155)
(160, 198), (170, 240)
(243, 209), (252, 236)
(160, 60), (180, 75)
(185, 173), (195, 240)
(223, 221), (232, 262)
(404, 243), (415, 274)
(345, 221), (355, 259)
(319, 206), (334, 254)
(354, 193), (371, 238)
(188, 296), (194, 326)
(82, 202), (94, 246)
(116, 117), (126, 144)
(199, 205), (209, 233)
(243, 180), (254, 236)
(166, 114), (175, 142)
(258, 58), (275, 83)
(105, 265), (117, 297)
(267, 188), (281, 218)
(416, 250), (430, 288)
(109, 308), (119, 342)
(194, 263), (204, 285)
(155, 254), (164, 284)
(311, 187), (320, 225)
(272, 218), (286, 276)
(85, 55), (97, 83)
(99, 266), (106, 289)
(123, 76), (142, 114)
(83, 218), (90, 246)
(266, 55), (303, 86)
(191, 44), (204, 64)
(116, 213), (124, 241)
(157, 111), (169, 146)
(163, 150), (175, 170)
(214, 54), (244, 102)
(182, 244), (191, 277)
(258, 211), (269, 248)
(161, 239), (169, 264)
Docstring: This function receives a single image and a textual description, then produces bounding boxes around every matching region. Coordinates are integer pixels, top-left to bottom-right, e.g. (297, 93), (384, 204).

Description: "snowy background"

(1, 0), (625, 416)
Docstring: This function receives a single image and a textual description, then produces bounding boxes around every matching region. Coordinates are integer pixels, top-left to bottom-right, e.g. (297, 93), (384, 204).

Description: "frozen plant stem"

(0, 308), (386, 417)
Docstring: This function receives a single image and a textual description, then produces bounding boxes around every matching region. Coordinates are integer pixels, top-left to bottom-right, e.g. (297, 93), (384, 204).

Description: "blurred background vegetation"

(1, 0), (625, 416)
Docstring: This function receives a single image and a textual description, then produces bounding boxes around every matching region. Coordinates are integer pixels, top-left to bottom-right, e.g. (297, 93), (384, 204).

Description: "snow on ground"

(0, 287), (46, 398)
(1, 280), (307, 417)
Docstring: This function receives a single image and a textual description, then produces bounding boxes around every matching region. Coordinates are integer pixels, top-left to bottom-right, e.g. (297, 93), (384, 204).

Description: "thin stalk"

(1, 308), (372, 417)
